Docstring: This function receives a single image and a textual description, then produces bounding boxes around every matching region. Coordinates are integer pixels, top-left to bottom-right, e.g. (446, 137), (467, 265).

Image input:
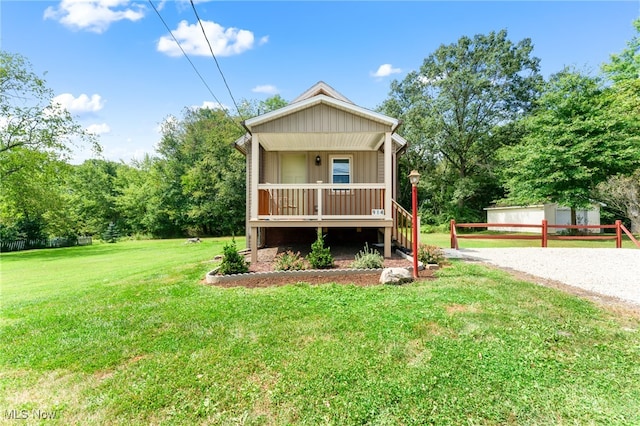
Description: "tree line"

(1, 20), (639, 242)
(383, 21), (640, 232)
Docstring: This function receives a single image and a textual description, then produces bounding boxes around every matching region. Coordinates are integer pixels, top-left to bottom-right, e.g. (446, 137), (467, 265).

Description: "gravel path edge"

(445, 248), (640, 308)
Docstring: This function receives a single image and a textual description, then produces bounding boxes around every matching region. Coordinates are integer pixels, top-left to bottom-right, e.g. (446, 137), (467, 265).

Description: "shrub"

(219, 240), (249, 275)
(102, 222), (120, 243)
(274, 250), (306, 271)
(417, 244), (446, 266)
(307, 231), (334, 269)
(350, 243), (384, 269)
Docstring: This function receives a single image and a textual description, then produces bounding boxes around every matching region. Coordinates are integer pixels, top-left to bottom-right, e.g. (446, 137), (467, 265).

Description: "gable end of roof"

(290, 81), (353, 104)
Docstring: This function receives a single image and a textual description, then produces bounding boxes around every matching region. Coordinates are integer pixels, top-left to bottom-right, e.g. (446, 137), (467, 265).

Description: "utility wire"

(147, 0), (245, 132)
(189, 0), (246, 122)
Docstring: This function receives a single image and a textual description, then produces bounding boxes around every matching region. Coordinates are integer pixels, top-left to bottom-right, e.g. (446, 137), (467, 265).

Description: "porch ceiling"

(258, 132), (384, 151)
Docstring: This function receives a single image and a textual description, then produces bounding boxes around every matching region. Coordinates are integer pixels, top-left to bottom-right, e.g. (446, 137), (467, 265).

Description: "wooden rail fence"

(450, 219), (639, 249)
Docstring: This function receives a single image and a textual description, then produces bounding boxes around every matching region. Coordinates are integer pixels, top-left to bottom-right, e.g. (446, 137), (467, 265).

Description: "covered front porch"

(248, 182), (414, 262)
(235, 82), (412, 263)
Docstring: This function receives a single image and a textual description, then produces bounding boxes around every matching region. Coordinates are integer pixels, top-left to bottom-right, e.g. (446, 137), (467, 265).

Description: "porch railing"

(258, 183), (385, 220)
(392, 199), (412, 251)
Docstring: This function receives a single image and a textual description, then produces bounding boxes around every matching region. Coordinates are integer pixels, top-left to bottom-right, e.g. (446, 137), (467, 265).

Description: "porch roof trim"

(234, 131), (407, 154)
(243, 94), (399, 130)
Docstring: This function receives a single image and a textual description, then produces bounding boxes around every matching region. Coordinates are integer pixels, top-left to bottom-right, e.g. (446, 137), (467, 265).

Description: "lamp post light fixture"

(408, 170), (420, 278)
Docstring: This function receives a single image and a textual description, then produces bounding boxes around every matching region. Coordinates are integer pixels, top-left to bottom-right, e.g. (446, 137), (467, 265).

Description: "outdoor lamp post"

(408, 170), (420, 278)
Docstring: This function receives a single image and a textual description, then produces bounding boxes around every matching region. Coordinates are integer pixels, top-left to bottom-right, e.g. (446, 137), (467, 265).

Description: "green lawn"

(1, 238), (639, 425)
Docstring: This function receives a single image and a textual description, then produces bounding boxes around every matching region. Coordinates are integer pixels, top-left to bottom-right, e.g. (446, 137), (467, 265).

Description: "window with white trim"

(330, 156), (352, 185)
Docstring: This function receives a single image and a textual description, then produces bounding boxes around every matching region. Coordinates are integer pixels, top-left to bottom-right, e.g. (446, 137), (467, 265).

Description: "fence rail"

(1, 236), (92, 253)
(450, 220), (639, 249)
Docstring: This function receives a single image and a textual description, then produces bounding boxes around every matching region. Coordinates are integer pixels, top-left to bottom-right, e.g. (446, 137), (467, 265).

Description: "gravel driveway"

(447, 248), (640, 307)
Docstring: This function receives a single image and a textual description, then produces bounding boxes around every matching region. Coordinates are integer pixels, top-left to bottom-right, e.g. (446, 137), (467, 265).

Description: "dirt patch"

(446, 304), (480, 314)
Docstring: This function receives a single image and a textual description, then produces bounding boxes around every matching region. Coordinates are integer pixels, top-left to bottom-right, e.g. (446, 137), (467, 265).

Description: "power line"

(189, 0), (246, 123)
(147, 0), (244, 132)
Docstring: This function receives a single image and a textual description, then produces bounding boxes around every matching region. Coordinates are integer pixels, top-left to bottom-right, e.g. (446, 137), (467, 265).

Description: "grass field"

(1, 238), (639, 424)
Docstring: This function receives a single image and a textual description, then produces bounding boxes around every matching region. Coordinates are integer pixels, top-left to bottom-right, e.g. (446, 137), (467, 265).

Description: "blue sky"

(2, 1), (638, 164)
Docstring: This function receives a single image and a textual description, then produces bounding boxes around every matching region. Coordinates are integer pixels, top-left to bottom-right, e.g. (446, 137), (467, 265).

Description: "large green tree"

(149, 96), (286, 237)
(596, 18), (640, 231)
(66, 159), (122, 236)
(113, 155), (157, 236)
(179, 107), (246, 236)
(499, 68), (640, 223)
(602, 18), (640, 83)
(0, 51), (98, 237)
(380, 30), (542, 222)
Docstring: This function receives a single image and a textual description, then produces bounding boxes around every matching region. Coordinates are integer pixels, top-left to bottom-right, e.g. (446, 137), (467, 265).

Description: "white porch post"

(317, 185), (323, 221)
(250, 227), (258, 264)
(250, 135), (259, 263)
(384, 131), (392, 258)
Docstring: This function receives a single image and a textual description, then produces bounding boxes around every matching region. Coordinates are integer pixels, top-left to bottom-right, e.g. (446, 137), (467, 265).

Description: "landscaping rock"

(379, 267), (413, 285)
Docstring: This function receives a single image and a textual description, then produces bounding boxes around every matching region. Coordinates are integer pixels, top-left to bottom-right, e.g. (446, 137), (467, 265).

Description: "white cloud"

(252, 85), (279, 95)
(90, 146), (150, 164)
(197, 101), (228, 110)
(155, 115), (179, 136)
(418, 73), (447, 85)
(371, 64), (402, 78)
(0, 115), (9, 130)
(86, 123), (111, 135)
(53, 93), (105, 114)
(44, 0), (145, 34)
(259, 36), (269, 45)
(157, 20), (261, 57)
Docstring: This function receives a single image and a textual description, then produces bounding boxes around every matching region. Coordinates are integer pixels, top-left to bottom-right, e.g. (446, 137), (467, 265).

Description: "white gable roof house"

(235, 81), (412, 263)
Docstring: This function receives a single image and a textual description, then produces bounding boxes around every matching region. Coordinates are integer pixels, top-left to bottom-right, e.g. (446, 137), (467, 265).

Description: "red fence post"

(616, 220), (622, 248)
(542, 219), (548, 248)
(450, 219), (457, 249)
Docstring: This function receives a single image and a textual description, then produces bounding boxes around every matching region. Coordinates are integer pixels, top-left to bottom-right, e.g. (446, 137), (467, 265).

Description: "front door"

(281, 154), (307, 184)
(280, 154), (307, 215)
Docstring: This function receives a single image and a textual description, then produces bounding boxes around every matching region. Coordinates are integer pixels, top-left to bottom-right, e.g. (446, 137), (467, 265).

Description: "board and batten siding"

(252, 104), (389, 133)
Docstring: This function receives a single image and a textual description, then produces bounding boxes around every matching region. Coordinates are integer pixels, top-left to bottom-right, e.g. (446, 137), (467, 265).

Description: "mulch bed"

(204, 244), (437, 288)
(207, 267), (436, 289)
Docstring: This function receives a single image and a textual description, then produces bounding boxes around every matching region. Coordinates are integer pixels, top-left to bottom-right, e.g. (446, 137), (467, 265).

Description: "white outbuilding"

(484, 204), (601, 234)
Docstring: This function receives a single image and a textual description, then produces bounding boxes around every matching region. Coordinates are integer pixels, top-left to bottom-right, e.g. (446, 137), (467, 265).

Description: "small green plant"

(219, 240), (249, 275)
(102, 222), (120, 243)
(350, 243), (384, 269)
(307, 231), (334, 269)
(274, 250), (307, 271)
(417, 243), (446, 266)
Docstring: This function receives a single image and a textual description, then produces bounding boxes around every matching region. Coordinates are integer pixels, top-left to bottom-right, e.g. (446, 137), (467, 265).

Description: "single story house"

(234, 81), (413, 263)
